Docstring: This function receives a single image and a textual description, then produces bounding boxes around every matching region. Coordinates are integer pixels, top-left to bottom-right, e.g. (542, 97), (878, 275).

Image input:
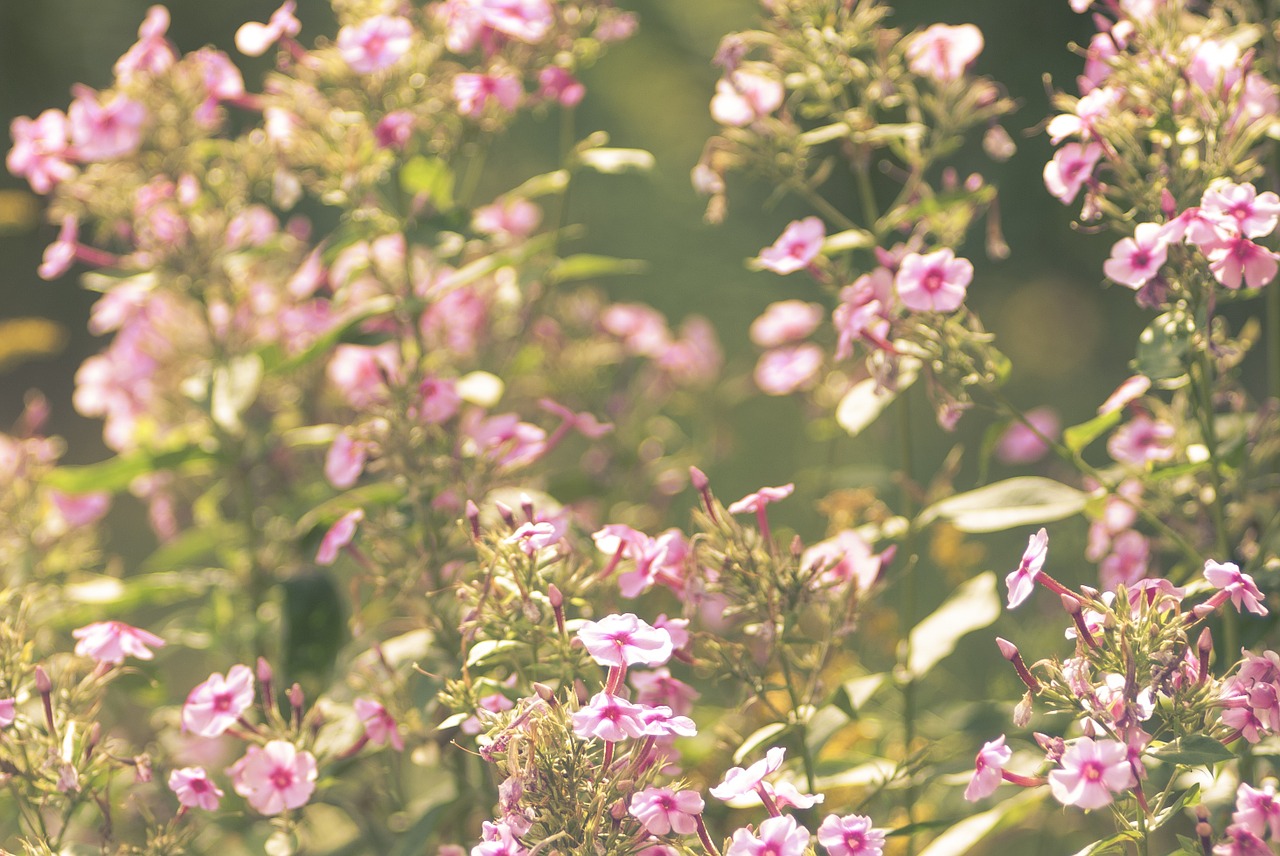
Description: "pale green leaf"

(548, 254), (647, 283)
(1063, 408), (1123, 454)
(916, 789), (1046, 856)
(904, 572), (1000, 680)
(576, 147), (655, 174)
(920, 477), (1089, 533)
(734, 722), (788, 763)
(835, 361), (919, 437)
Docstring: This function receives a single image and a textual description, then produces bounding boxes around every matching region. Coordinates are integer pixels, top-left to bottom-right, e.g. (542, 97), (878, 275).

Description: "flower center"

(271, 767), (295, 791)
(1082, 761), (1104, 783)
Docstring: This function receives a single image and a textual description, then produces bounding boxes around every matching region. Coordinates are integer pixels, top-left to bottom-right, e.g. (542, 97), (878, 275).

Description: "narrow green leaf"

(296, 483), (406, 535)
(1151, 735), (1236, 767)
(575, 147), (655, 174)
(465, 639), (522, 667)
(904, 572), (1001, 680)
(548, 254), (647, 284)
(508, 169), (570, 199)
(44, 443), (215, 494)
(916, 789), (1045, 856)
(734, 722), (788, 763)
(1067, 831), (1141, 856)
(919, 477), (1089, 533)
(1151, 784), (1200, 831)
(1063, 408), (1124, 454)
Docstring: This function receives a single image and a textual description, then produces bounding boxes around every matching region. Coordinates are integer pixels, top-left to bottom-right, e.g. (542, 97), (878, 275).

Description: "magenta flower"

(726, 815), (810, 856)
(711, 69), (785, 127)
(802, 530), (884, 592)
(750, 300), (824, 348)
(1047, 737), (1136, 810)
(570, 692), (648, 742)
(474, 197), (542, 241)
(1099, 530), (1149, 590)
(168, 766), (223, 811)
(38, 215), (79, 280)
(1005, 528), (1048, 609)
(47, 489), (111, 529)
(727, 484), (794, 516)
(338, 15), (414, 74)
(710, 747), (786, 801)
(8, 109), (74, 193)
(316, 509), (364, 565)
(1103, 223), (1169, 288)
(235, 1), (301, 56)
(755, 217), (825, 275)
(1206, 235), (1279, 290)
(1205, 560), (1268, 616)
(466, 413), (547, 469)
(1107, 413), (1175, 466)
(964, 735), (1013, 801)
(995, 407), (1059, 465)
(72, 620), (164, 665)
(454, 73), (523, 118)
(1233, 782), (1280, 839)
(576, 613), (673, 668)
(894, 248), (973, 313)
(1043, 142), (1104, 205)
(1201, 181), (1280, 239)
(418, 377), (462, 424)
(628, 787), (704, 836)
(754, 345), (824, 396)
(183, 664), (255, 737)
(325, 433), (369, 489)
(472, 819), (529, 856)
(631, 668), (699, 716)
(817, 814), (885, 856)
(228, 740), (317, 815)
(327, 343), (400, 409)
(905, 24), (984, 83)
(375, 111), (415, 150)
(67, 87), (147, 162)
(538, 67), (585, 107)
(355, 697), (404, 751)
(1214, 824), (1272, 856)
(0, 698), (15, 728)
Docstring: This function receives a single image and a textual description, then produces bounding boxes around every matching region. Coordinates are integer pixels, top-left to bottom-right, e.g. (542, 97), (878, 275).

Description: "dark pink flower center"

(213, 692), (232, 712)
(1082, 760), (1104, 782)
(270, 767), (295, 790)
(922, 269), (944, 293)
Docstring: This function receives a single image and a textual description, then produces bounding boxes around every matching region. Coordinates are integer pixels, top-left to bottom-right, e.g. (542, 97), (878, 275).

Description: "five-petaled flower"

(72, 621), (165, 665)
(184, 664), (255, 737)
(576, 613), (674, 668)
(1047, 737), (1136, 810)
(1005, 528), (1048, 609)
(228, 740), (318, 815)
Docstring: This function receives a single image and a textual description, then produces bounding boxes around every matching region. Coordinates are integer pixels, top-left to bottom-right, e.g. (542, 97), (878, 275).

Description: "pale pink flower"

(229, 740), (317, 815)
(996, 407), (1059, 465)
(8, 109), (75, 194)
(1107, 413), (1175, 465)
(1205, 560), (1268, 616)
(728, 484), (794, 515)
(460, 692), (514, 735)
(1005, 527), (1048, 609)
(711, 69), (785, 126)
(317, 509), (363, 565)
(1046, 87), (1119, 143)
(571, 692), (648, 742)
(538, 67), (585, 107)
(833, 271), (893, 359)
(67, 87), (147, 162)
(1233, 782), (1280, 839)
(507, 521), (561, 555)
(235, 2), (302, 56)
(657, 316), (722, 385)
(576, 613), (673, 668)
(338, 15), (414, 74)
(628, 787), (704, 836)
(1206, 235), (1279, 290)
(1048, 738), (1136, 810)
(448, 0), (554, 46)
(355, 698), (404, 751)
(418, 377), (461, 424)
(754, 344), (823, 396)
(638, 704), (697, 738)
(191, 49), (246, 125)
(473, 820), (528, 856)
(750, 300), (823, 348)
(168, 767), (223, 810)
(1103, 223), (1169, 288)
(454, 73), (523, 118)
(1213, 824), (1272, 856)
(539, 399), (614, 440)
(726, 815), (810, 856)
(114, 6), (176, 81)
(600, 303), (670, 357)
(183, 664), (255, 737)
(710, 747), (786, 800)
(594, 9), (638, 42)
(1080, 31), (1120, 93)
(906, 24), (984, 83)
(466, 413), (546, 468)
(965, 735), (1012, 801)
(1201, 181), (1280, 239)
(895, 248), (973, 312)
(817, 814), (885, 856)
(1099, 530), (1149, 590)
(0, 698), (14, 728)
(631, 668), (699, 716)
(1043, 142), (1104, 205)
(47, 489), (111, 528)
(1098, 375), (1150, 415)
(755, 217), (825, 275)
(327, 344), (400, 409)
(39, 215), (79, 280)
(474, 197), (541, 240)
(325, 433), (369, 489)
(802, 530), (883, 592)
(72, 621), (165, 665)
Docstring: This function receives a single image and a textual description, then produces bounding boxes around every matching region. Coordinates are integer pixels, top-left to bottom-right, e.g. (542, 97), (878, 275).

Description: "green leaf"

(734, 722), (788, 763)
(916, 789), (1045, 856)
(139, 522), (243, 573)
(903, 572), (1001, 680)
(1067, 831), (1141, 856)
(823, 228), (877, 254)
(798, 122), (850, 146)
(1151, 783), (1201, 831)
(211, 354), (263, 434)
(575, 147), (655, 174)
(400, 156), (455, 209)
(296, 483), (406, 535)
(44, 443), (215, 494)
(813, 758), (898, 790)
(548, 254), (647, 284)
(840, 673), (886, 716)
(465, 639), (522, 667)
(835, 360), (920, 437)
(1063, 408), (1123, 454)
(1132, 310), (1194, 384)
(919, 477), (1089, 533)
(1151, 735), (1236, 767)
(508, 169), (570, 199)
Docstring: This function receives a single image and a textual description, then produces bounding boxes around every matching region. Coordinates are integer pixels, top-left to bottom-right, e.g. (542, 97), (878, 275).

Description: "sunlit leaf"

(903, 572), (1000, 680)
(1151, 735), (1236, 767)
(1068, 831), (1141, 856)
(915, 789), (1045, 856)
(920, 477), (1089, 533)
(400, 156), (456, 209)
(835, 361), (919, 437)
(576, 147), (656, 174)
(548, 254), (647, 283)
(1063, 408), (1123, 454)
(44, 443), (216, 494)
(734, 722), (788, 763)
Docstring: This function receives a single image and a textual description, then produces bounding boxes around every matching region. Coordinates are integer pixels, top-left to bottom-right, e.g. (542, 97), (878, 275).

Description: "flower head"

(628, 787), (704, 836)
(576, 613), (673, 668)
(710, 747), (786, 801)
(1103, 223), (1169, 289)
(711, 69), (785, 127)
(183, 664), (255, 737)
(570, 692), (647, 742)
(228, 740), (317, 815)
(1047, 737), (1136, 810)
(726, 815), (810, 856)
(894, 249), (973, 313)
(338, 15), (414, 74)
(1205, 560), (1268, 616)
(1005, 528), (1048, 609)
(168, 766), (223, 810)
(1044, 142), (1104, 205)
(965, 735), (1012, 801)
(755, 218), (825, 275)
(72, 621), (165, 665)
(355, 697), (405, 751)
(817, 814), (885, 856)
(906, 24), (984, 83)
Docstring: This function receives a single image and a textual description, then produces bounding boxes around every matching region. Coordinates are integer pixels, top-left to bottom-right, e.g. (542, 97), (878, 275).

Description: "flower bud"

(465, 500), (481, 540)
(1014, 691), (1033, 728)
(495, 501), (516, 528)
(520, 493), (535, 522)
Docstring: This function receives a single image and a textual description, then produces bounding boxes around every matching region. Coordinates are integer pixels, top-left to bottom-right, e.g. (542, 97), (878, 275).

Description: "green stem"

(897, 389), (920, 856)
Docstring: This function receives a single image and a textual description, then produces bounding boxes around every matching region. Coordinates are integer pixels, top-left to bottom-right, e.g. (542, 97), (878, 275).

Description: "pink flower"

(1206, 235), (1279, 290)
(454, 73), (523, 118)
(1048, 738), (1136, 810)
(1099, 530), (1149, 590)
(419, 377), (462, 424)
(726, 815), (810, 856)
(750, 300), (824, 348)
(1107, 413), (1174, 465)
(710, 747), (786, 800)
(67, 87), (147, 162)
(474, 197), (542, 240)
(538, 67), (585, 107)
(631, 668), (699, 716)
(338, 16), (414, 74)
(1214, 824), (1272, 856)
(570, 692), (648, 742)
(802, 530), (884, 592)
(325, 433), (369, 489)
(72, 621), (165, 665)
(894, 249), (973, 312)
(817, 814), (885, 856)
(375, 111), (415, 150)
(755, 218), (825, 275)
(1233, 782), (1280, 839)
(1005, 527), (1048, 609)
(0, 698), (15, 728)
(576, 613), (673, 668)
(906, 24), (984, 83)
(628, 787), (704, 836)
(39, 215), (79, 280)
(638, 704), (697, 738)
(1201, 181), (1280, 239)
(727, 484), (794, 515)
(114, 6), (176, 82)
(317, 509), (364, 565)
(1103, 223), (1169, 288)
(754, 345), (823, 396)
(327, 344), (400, 410)
(1046, 87), (1119, 143)
(8, 109), (74, 194)
(235, 2), (302, 56)
(168, 766), (224, 810)
(47, 489), (111, 528)
(507, 521), (562, 555)
(473, 820), (529, 856)
(466, 413), (547, 468)
(965, 735), (1012, 801)
(1205, 560), (1268, 616)
(229, 740), (317, 815)
(600, 303), (671, 356)
(355, 698), (404, 751)
(183, 664), (255, 737)
(711, 69), (785, 126)
(995, 407), (1059, 465)
(1098, 375), (1150, 415)
(1043, 142), (1104, 205)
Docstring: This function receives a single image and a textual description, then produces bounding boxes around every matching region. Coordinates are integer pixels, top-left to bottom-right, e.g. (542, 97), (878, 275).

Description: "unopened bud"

(520, 493), (535, 522)
(1014, 691), (1033, 728)
(35, 666), (55, 736)
(1160, 188), (1178, 220)
(35, 665), (51, 694)
(689, 466), (709, 492)
(288, 683), (304, 714)
(548, 584), (563, 608)
(1061, 595), (1081, 615)
(465, 500), (481, 539)
(1197, 627), (1213, 654)
(495, 501), (516, 528)
(533, 682), (558, 706)
(609, 799), (627, 820)
(573, 678), (589, 706)
(996, 637), (1019, 661)
(257, 657), (275, 710)
(996, 637), (1041, 693)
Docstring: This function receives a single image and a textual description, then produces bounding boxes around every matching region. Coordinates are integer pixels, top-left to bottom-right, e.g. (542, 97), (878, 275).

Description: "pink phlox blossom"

(1043, 142), (1104, 205)
(1205, 560), (1268, 616)
(0, 698), (14, 728)
(817, 813), (885, 856)
(375, 110), (415, 150)
(1126, 577), (1185, 612)
(1206, 234), (1279, 290)
(576, 613), (673, 668)
(235, 2), (301, 56)
(761, 780), (824, 810)
(656, 316), (723, 386)
(317, 508), (363, 565)
(802, 530), (884, 592)
(894, 248), (973, 313)
(600, 303), (671, 357)
(439, 0), (554, 52)
(1107, 413), (1175, 466)
(327, 343), (400, 410)
(616, 531), (688, 597)
(1080, 31), (1120, 93)
(539, 398), (613, 440)
(473, 820), (529, 856)
(965, 735), (1012, 801)
(114, 6), (176, 82)
(638, 704), (697, 738)
(1048, 737), (1136, 810)
(654, 615), (689, 650)
(1238, 650), (1280, 686)
(833, 270), (893, 360)
(454, 73), (523, 118)
(39, 215), (79, 281)
(1213, 824), (1273, 856)
(229, 740), (317, 815)
(506, 521), (562, 555)
(594, 9), (638, 42)
(67, 86), (147, 162)
(461, 692), (514, 735)
(474, 197), (542, 241)
(1201, 181), (1280, 240)
(465, 412), (547, 468)
(727, 484), (794, 516)
(995, 407), (1059, 465)
(47, 489), (111, 530)
(1161, 206), (1225, 248)
(1005, 527), (1048, 609)
(8, 109), (75, 194)
(1090, 673), (1155, 729)
(628, 787), (704, 836)
(1103, 223), (1169, 289)
(168, 766), (223, 810)
(571, 692), (648, 742)
(631, 668), (699, 716)
(1097, 375), (1151, 416)
(538, 67), (585, 107)
(1232, 74), (1280, 130)
(418, 377), (462, 424)
(325, 433), (370, 489)
(710, 746), (786, 801)
(421, 288), (488, 356)
(755, 217), (825, 275)
(754, 344), (823, 396)
(725, 815), (811, 856)
(906, 24), (984, 83)
(1046, 86), (1119, 143)
(750, 300), (824, 348)
(355, 697), (404, 751)
(1099, 529), (1149, 590)
(72, 620), (164, 665)
(191, 49), (246, 125)
(338, 15), (414, 74)
(711, 68), (785, 127)
(183, 663), (255, 737)
(1234, 782), (1280, 839)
